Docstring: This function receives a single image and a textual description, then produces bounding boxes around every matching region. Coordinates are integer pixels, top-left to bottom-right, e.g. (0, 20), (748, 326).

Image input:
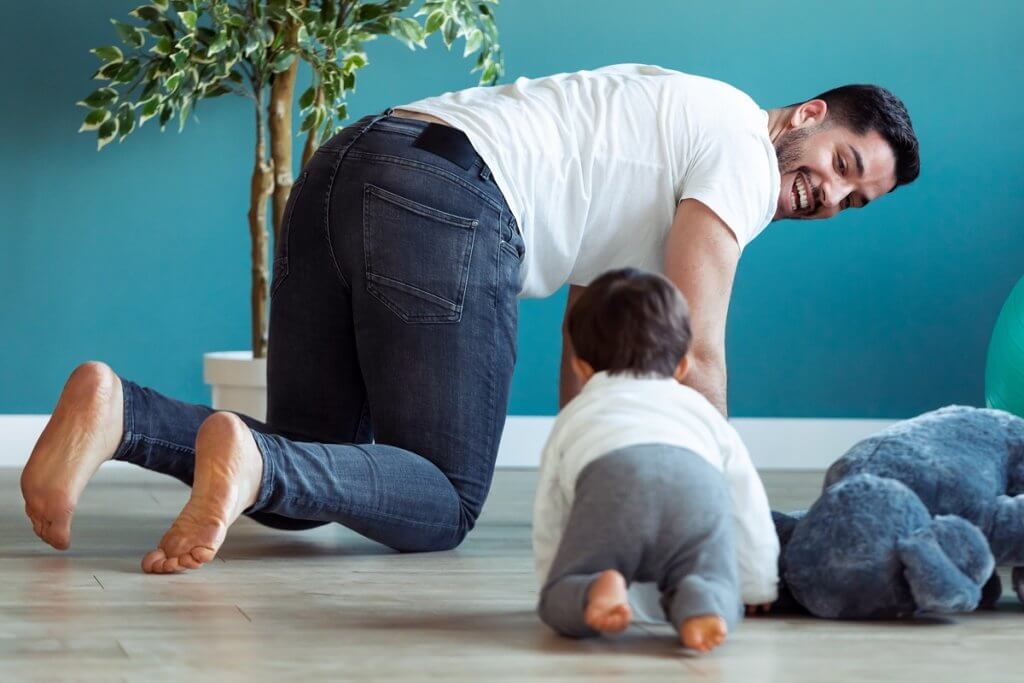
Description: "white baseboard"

(0, 414), (894, 470)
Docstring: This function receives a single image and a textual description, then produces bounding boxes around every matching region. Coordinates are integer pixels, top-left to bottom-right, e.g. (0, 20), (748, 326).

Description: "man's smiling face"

(773, 106), (899, 221)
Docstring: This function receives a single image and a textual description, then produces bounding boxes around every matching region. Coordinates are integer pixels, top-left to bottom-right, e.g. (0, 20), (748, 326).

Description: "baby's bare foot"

(142, 412), (263, 574)
(680, 614), (728, 652)
(584, 569), (633, 634)
(21, 362), (124, 550)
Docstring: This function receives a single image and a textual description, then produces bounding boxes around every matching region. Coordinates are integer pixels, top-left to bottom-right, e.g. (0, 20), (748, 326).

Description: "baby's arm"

(721, 428), (780, 606)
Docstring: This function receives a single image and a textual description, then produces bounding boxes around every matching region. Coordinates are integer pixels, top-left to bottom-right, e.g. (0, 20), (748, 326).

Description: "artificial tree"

(79, 0), (503, 357)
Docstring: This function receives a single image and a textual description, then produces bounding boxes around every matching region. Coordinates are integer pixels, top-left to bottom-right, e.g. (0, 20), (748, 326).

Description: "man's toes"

(188, 546), (217, 564)
(178, 553), (202, 570)
(142, 548), (167, 573)
(45, 521), (71, 550)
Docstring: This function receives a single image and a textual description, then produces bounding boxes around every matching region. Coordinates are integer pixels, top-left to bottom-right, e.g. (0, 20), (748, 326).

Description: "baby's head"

(568, 268), (691, 381)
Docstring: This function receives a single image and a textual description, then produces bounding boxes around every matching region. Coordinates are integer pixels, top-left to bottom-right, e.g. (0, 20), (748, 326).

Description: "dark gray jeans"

(113, 112), (525, 552)
(538, 445), (742, 637)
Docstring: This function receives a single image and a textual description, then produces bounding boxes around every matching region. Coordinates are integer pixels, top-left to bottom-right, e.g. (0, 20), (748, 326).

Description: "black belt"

(411, 122), (478, 171)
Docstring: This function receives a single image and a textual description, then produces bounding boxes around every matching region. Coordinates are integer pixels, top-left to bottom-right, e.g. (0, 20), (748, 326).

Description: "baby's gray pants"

(538, 444), (742, 637)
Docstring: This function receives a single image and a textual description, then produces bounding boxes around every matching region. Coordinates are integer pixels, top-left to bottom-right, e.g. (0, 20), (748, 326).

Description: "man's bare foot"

(584, 569), (633, 634)
(142, 412), (263, 574)
(680, 614), (728, 652)
(21, 362), (124, 550)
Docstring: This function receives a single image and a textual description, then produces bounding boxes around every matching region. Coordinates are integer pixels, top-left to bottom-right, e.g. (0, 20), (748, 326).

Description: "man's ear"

(790, 98), (828, 129)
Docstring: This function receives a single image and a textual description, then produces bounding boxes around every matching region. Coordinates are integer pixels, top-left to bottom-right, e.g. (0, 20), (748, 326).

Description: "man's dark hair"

(567, 268), (691, 378)
(807, 84), (920, 188)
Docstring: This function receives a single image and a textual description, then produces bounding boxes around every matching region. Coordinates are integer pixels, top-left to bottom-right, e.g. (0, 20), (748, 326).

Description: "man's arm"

(664, 198), (741, 416)
(558, 284), (588, 409)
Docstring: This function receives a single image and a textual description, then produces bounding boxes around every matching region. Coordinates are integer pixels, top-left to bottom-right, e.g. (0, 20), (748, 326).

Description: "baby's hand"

(745, 603), (772, 616)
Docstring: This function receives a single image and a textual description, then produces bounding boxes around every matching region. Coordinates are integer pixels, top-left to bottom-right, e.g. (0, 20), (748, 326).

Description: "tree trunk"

(248, 91), (274, 359)
(269, 23), (300, 246)
(301, 86), (324, 170)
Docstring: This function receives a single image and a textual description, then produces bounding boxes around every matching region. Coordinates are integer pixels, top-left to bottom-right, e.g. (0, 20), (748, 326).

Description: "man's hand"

(664, 199), (741, 416)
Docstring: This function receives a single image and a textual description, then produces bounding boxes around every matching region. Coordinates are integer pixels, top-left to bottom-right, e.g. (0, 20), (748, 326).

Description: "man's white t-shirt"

(401, 64), (780, 299)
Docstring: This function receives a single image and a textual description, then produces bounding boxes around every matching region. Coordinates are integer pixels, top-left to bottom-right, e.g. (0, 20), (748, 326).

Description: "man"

(21, 65), (919, 571)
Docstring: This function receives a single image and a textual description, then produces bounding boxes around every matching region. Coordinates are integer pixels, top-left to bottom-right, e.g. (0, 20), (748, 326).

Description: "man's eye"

(837, 156), (847, 175)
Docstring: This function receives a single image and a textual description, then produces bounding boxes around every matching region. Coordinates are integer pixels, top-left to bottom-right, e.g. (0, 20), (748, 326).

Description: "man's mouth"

(790, 172), (814, 215)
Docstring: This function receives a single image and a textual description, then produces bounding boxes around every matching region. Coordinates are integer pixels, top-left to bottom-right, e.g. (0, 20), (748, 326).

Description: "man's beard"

(774, 126), (815, 173)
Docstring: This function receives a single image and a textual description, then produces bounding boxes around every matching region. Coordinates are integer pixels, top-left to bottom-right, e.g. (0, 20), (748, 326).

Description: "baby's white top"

(402, 64), (780, 299)
(532, 371), (780, 610)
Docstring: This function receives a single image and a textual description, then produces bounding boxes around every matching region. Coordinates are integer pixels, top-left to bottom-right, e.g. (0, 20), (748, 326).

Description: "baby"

(533, 267), (779, 651)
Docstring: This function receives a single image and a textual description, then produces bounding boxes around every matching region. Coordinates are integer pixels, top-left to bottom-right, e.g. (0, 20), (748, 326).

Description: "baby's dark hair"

(567, 268), (691, 378)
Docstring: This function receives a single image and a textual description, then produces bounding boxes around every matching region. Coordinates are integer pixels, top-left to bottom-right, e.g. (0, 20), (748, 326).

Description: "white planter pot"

(203, 351), (267, 421)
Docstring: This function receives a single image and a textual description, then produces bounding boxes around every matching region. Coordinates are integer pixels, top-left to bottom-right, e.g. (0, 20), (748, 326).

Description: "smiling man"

(23, 65), (919, 571)
(545, 73), (920, 415)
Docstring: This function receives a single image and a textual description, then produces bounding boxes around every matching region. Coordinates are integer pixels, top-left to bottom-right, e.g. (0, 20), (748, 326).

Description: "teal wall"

(2, 1), (1022, 417)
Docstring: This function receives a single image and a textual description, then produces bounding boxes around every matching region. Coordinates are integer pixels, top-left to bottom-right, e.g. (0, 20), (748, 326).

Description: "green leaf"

(177, 99), (192, 132)
(141, 78), (160, 98)
(79, 108), (111, 132)
(78, 87), (118, 109)
(97, 119), (118, 150)
(179, 10), (197, 31)
(343, 71), (355, 91)
(159, 103), (174, 130)
(442, 18), (457, 49)
(170, 50), (188, 69)
(117, 103), (135, 140)
(298, 86), (316, 109)
(481, 61), (498, 84)
(355, 4), (386, 22)
(165, 72), (183, 92)
(270, 52), (296, 74)
(151, 35), (173, 56)
(425, 9), (445, 34)
(130, 6), (163, 22)
(91, 45), (124, 63)
(113, 59), (141, 84)
(342, 53), (367, 72)
(299, 110), (318, 133)
(463, 28), (483, 57)
(243, 32), (261, 56)
(203, 83), (231, 98)
(153, 0), (169, 10)
(111, 20), (145, 48)
(146, 20), (174, 38)
(94, 61), (123, 81)
(138, 96), (161, 126)
(207, 32), (230, 56)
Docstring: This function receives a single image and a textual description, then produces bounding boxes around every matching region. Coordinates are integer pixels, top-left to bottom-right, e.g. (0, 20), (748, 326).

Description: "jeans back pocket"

(363, 183), (478, 323)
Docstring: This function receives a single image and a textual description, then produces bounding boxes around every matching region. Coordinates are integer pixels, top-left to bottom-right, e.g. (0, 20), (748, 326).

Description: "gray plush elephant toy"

(774, 405), (1024, 619)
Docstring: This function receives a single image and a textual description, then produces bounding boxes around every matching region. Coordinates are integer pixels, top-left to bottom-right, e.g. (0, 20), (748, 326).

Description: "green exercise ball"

(986, 275), (1024, 418)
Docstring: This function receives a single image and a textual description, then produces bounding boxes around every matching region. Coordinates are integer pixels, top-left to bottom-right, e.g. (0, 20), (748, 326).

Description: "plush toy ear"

(897, 516), (993, 614)
(990, 494), (1024, 565)
(772, 510), (806, 549)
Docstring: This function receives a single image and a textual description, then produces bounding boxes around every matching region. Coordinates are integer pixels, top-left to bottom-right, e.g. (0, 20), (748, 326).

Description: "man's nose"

(820, 178), (851, 211)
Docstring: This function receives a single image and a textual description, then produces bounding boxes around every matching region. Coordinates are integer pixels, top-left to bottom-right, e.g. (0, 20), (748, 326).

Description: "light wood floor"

(1, 467), (1022, 681)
